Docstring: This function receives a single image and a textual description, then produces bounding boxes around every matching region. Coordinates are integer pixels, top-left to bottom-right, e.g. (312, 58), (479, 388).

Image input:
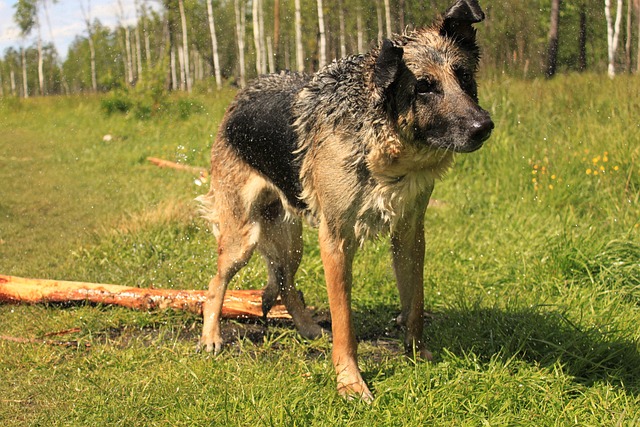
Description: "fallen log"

(147, 157), (208, 178)
(0, 275), (290, 319)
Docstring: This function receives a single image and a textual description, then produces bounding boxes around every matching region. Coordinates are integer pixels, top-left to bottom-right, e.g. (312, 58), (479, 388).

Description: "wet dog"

(197, 0), (493, 401)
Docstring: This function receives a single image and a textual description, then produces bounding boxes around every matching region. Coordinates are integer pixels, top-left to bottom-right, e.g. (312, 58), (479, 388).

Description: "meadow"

(0, 74), (639, 426)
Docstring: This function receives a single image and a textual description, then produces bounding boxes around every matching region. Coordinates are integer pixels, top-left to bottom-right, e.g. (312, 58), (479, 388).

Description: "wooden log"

(0, 275), (290, 319)
(147, 157), (208, 178)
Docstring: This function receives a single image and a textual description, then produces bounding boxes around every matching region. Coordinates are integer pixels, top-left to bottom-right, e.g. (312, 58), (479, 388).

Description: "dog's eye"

(455, 68), (473, 85)
(415, 79), (437, 95)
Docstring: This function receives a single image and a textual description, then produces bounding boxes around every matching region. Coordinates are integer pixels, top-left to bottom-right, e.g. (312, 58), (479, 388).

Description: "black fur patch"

(224, 73), (310, 210)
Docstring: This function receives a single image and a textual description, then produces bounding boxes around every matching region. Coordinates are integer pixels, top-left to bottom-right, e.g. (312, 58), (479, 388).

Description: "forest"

(1, 0), (639, 98)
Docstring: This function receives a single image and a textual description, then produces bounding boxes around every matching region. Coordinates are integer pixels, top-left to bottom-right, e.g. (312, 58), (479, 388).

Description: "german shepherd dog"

(197, 0), (493, 401)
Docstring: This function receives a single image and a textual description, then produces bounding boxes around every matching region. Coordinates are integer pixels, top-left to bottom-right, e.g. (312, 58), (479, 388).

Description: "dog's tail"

(195, 192), (220, 238)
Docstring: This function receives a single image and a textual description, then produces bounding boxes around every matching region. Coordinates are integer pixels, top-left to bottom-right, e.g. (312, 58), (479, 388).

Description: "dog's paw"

(337, 380), (374, 404)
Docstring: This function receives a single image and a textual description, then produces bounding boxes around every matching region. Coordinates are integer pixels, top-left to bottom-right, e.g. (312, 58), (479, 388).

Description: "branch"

(0, 274), (290, 319)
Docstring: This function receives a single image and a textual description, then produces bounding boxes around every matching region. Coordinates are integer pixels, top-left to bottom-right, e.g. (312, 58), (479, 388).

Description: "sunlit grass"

(1, 74), (639, 425)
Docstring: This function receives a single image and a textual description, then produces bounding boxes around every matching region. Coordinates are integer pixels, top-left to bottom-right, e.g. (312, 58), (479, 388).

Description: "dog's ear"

(373, 39), (404, 92)
(440, 0), (485, 46)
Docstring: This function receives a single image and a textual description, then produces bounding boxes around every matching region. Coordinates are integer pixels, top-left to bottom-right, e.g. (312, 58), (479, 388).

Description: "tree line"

(1, 0), (639, 98)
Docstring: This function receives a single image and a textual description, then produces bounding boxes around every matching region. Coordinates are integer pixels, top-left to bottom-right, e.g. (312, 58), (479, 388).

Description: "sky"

(0, 0), (159, 59)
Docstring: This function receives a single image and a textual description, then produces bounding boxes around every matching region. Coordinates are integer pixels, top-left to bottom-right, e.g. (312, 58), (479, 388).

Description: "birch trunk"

(21, 47), (28, 98)
(170, 46), (178, 90)
(37, 21), (44, 95)
(545, 0), (560, 78)
(357, 8), (364, 53)
(338, 0), (346, 58)
(10, 68), (16, 95)
(624, 0), (632, 72)
(605, 0), (623, 78)
(206, 0), (223, 90)
(294, 0), (304, 72)
(253, 0), (266, 75)
(234, 0), (247, 88)
(376, 0), (384, 42)
(178, 0), (191, 92)
(384, 0), (392, 38)
(317, 0), (327, 68)
(178, 45), (185, 90)
(81, 1), (98, 92)
(267, 36), (275, 73)
(124, 26), (134, 84)
(637, 0), (640, 73)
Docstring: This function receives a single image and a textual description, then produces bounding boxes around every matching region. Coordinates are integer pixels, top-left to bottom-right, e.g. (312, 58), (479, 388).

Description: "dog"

(197, 0), (493, 402)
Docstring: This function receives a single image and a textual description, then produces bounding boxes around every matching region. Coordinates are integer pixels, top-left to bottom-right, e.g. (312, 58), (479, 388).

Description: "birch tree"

(116, 0), (134, 85)
(604, 0), (623, 78)
(317, 0), (327, 68)
(294, 0), (304, 72)
(14, 0), (42, 95)
(545, 0), (560, 78)
(206, 0), (222, 90)
(234, 0), (247, 87)
(178, 0), (191, 92)
(339, 0), (346, 58)
(252, 0), (267, 75)
(80, 0), (97, 92)
(637, 0), (640, 73)
(384, 0), (392, 38)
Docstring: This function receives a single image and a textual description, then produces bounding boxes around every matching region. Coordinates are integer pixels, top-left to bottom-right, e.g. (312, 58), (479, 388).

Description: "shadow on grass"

(353, 301), (640, 394)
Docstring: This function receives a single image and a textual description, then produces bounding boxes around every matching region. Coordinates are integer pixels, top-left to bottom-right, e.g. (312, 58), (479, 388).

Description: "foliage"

(0, 0), (637, 97)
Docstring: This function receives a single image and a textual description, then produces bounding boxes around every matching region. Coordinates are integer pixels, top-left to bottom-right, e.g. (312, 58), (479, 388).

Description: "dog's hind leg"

(258, 201), (324, 340)
(200, 220), (258, 355)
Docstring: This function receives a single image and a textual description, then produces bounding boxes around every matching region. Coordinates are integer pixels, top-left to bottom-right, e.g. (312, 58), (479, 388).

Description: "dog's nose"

(470, 116), (494, 143)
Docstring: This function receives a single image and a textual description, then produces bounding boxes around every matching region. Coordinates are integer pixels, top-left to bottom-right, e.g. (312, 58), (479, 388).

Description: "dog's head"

(372, 0), (493, 153)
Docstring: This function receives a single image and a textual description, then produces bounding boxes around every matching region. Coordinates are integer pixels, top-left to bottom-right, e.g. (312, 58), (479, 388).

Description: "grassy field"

(1, 74), (639, 426)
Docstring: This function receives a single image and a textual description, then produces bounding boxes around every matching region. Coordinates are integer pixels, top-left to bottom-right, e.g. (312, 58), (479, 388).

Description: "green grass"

(1, 74), (639, 426)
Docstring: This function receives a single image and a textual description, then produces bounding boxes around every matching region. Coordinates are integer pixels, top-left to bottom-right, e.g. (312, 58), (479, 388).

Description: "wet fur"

(197, 0), (493, 402)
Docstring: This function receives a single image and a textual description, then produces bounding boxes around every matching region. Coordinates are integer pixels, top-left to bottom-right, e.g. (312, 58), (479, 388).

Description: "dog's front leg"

(391, 192), (432, 360)
(319, 220), (373, 403)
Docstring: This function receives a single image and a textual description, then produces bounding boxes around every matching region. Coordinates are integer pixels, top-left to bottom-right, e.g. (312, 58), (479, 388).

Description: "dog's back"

(222, 72), (310, 211)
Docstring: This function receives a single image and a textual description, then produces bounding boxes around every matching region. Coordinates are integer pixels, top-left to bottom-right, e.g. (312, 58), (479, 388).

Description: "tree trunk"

(398, 0), (405, 32)
(274, 0), (281, 66)
(206, 0), (223, 90)
(384, 0), (392, 38)
(317, 0), (327, 68)
(545, 0), (560, 78)
(253, 0), (267, 75)
(625, 0), (632, 72)
(10, 68), (17, 95)
(605, 0), (624, 78)
(637, 0), (640, 73)
(81, 0), (97, 91)
(170, 46), (178, 90)
(178, 0), (191, 92)
(135, 22), (143, 78)
(88, 34), (97, 91)
(234, 0), (247, 87)
(294, 0), (304, 72)
(124, 26), (134, 85)
(0, 275), (292, 319)
(338, 0), (346, 58)
(267, 35), (275, 73)
(21, 47), (28, 99)
(37, 21), (44, 95)
(178, 45), (185, 90)
(578, 5), (587, 72)
(357, 8), (364, 53)
(376, 0), (384, 42)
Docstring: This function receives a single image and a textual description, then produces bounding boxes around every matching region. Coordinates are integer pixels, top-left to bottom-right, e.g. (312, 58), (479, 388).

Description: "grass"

(1, 74), (639, 425)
